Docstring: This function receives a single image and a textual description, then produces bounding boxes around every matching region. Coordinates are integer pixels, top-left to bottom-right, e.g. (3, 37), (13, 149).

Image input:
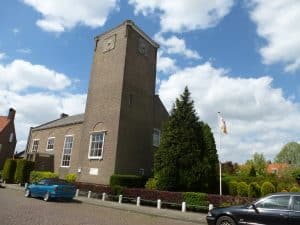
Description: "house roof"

(0, 116), (10, 133)
(32, 113), (84, 131)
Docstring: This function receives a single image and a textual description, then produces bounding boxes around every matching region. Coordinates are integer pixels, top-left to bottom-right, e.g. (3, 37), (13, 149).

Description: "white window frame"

(60, 135), (74, 168)
(153, 128), (161, 147)
(46, 137), (55, 151)
(88, 131), (105, 160)
(9, 133), (14, 143)
(31, 139), (39, 152)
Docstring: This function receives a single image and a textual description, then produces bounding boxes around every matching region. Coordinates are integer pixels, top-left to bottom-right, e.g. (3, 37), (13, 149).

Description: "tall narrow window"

(9, 133), (14, 143)
(32, 139), (39, 152)
(46, 137), (55, 151)
(61, 136), (73, 167)
(88, 132), (105, 159)
(153, 129), (160, 147)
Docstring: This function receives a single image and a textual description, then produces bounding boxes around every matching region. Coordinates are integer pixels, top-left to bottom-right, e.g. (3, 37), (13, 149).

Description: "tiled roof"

(32, 114), (84, 131)
(0, 116), (10, 133)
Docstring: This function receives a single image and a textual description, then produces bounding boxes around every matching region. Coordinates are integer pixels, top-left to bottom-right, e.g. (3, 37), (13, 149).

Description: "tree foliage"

(154, 87), (219, 192)
(275, 142), (300, 165)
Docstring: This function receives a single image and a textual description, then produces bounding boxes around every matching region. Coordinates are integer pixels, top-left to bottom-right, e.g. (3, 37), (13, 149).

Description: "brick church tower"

(77, 20), (168, 184)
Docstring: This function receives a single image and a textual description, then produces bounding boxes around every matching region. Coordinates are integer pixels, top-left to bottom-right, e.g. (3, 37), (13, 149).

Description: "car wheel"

(216, 216), (236, 225)
(43, 192), (51, 202)
(25, 189), (31, 197)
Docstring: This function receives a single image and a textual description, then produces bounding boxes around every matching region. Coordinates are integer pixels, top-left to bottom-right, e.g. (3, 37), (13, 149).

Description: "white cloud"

(249, 0), (300, 72)
(157, 51), (177, 74)
(0, 59), (71, 91)
(159, 62), (300, 163)
(0, 52), (6, 60)
(22, 0), (118, 32)
(155, 34), (200, 59)
(16, 48), (32, 54)
(12, 28), (20, 34)
(0, 59), (86, 152)
(129, 0), (234, 32)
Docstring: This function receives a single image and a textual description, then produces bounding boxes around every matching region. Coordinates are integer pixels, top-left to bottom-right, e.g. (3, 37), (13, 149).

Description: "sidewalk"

(3, 183), (207, 224)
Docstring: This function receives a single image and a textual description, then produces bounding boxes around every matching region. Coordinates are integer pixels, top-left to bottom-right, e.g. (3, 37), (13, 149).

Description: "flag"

(219, 116), (227, 134)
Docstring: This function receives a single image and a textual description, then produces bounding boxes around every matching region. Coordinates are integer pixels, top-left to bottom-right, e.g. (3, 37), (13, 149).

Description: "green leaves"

(154, 87), (219, 192)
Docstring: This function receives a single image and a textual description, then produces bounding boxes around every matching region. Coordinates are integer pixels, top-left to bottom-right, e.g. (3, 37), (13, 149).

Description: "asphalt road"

(0, 188), (201, 225)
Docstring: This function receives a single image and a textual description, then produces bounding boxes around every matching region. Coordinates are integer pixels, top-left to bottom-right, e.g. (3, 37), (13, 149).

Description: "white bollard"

(88, 191), (91, 198)
(209, 204), (214, 211)
(24, 183), (28, 189)
(118, 195), (123, 204)
(182, 202), (186, 212)
(75, 189), (79, 197)
(157, 199), (161, 209)
(137, 196), (141, 207)
(102, 192), (106, 201)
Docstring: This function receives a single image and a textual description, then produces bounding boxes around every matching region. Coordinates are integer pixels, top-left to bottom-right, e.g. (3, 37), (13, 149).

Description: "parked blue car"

(25, 178), (76, 201)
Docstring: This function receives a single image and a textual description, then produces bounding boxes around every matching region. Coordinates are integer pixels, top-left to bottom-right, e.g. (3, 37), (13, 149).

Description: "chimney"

(60, 113), (69, 119)
(8, 108), (16, 121)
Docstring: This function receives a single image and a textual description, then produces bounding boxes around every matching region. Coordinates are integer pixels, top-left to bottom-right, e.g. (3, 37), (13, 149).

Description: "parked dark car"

(206, 192), (300, 225)
(25, 178), (76, 201)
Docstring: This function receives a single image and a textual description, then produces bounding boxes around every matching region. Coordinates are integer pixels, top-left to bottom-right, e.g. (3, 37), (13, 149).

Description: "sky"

(0, 0), (300, 163)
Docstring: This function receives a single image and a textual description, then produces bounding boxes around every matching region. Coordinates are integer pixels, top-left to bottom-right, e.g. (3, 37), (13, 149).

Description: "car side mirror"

(251, 204), (259, 213)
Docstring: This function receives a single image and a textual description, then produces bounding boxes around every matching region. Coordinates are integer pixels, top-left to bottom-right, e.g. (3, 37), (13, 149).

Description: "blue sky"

(1, 0), (300, 163)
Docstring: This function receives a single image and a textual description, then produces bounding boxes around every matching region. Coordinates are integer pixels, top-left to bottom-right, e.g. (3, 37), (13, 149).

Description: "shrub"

(30, 171), (58, 183)
(145, 177), (158, 190)
(290, 186), (300, 192)
(64, 173), (76, 183)
(183, 192), (208, 206)
(110, 174), (146, 188)
(237, 182), (249, 197)
(14, 160), (35, 184)
(229, 181), (238, 196)
(111, 185), (123, 195)
(2, 159), (16, 183)
(261, 181), (275, 196)
(248, 182), (261, 198)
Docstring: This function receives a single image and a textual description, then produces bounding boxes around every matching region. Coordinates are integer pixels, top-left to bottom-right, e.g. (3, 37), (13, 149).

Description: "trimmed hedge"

(248, 182), (261, 198)
(64, 173), (76, 183)
(237, 182), (249, 197)
(14, 160), (35, 184)
(261, 182), (275, 196)
(2, 159), (16, 183)
(30, 171), (58, 183)
(229, 181), (238, 196)
(110, 174), (147, 188)
(183, 192), (208, 206)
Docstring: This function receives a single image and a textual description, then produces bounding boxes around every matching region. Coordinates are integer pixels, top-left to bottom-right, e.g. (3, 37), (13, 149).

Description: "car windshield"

(46, 179), (70, 185)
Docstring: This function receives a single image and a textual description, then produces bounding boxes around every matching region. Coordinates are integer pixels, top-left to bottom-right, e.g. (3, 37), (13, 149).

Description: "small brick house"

(0, 108), (17, 169)
(25, 20), (169, 185)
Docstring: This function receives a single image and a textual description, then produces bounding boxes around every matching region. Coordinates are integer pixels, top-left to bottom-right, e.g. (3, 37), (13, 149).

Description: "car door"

(244, 195), (290, 225)
(289, 195), (300, 225)
(34, 180), (47, 197)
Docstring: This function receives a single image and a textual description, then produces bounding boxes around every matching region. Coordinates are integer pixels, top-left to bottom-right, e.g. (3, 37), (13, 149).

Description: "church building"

(25, 20), (169, 185)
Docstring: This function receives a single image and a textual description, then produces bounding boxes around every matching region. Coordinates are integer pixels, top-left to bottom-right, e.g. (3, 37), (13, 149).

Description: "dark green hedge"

(2, 159), (16, 183)
(14, 160), (35, 184)
(30, 171), (58, 183)
(182, 192), (208, 206)
(110, 174), (147, 188)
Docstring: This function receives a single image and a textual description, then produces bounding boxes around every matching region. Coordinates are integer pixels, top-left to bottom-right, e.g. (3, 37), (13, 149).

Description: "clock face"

(138, 38), (149, 56)
(103, 35), (116, 53)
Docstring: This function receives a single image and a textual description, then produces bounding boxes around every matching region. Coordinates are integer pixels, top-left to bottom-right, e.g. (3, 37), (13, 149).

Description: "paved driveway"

(0, 188), (204, 225)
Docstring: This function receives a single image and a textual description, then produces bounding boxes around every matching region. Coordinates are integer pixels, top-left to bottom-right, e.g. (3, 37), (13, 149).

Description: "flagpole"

(217, 112), (222, 196)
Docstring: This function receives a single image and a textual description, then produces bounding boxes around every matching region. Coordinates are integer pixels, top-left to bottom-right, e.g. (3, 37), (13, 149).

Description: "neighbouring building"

(0, 108), (17, 169)
(25, 20), (169, 185)
(267, 163), (289, 175)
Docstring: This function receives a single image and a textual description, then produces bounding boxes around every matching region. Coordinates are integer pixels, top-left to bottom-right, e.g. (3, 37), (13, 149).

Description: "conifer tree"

(154, 87), (219, 192)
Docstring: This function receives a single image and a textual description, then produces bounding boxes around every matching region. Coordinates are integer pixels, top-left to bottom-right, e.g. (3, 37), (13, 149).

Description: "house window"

(153, 129), (161, 147)
(46, 137), (55, 151)
(88, 132), (105, 159)
(61, 136), (73, 167)
(9, 133), (14, 143)
(32, 139), (39, 152)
